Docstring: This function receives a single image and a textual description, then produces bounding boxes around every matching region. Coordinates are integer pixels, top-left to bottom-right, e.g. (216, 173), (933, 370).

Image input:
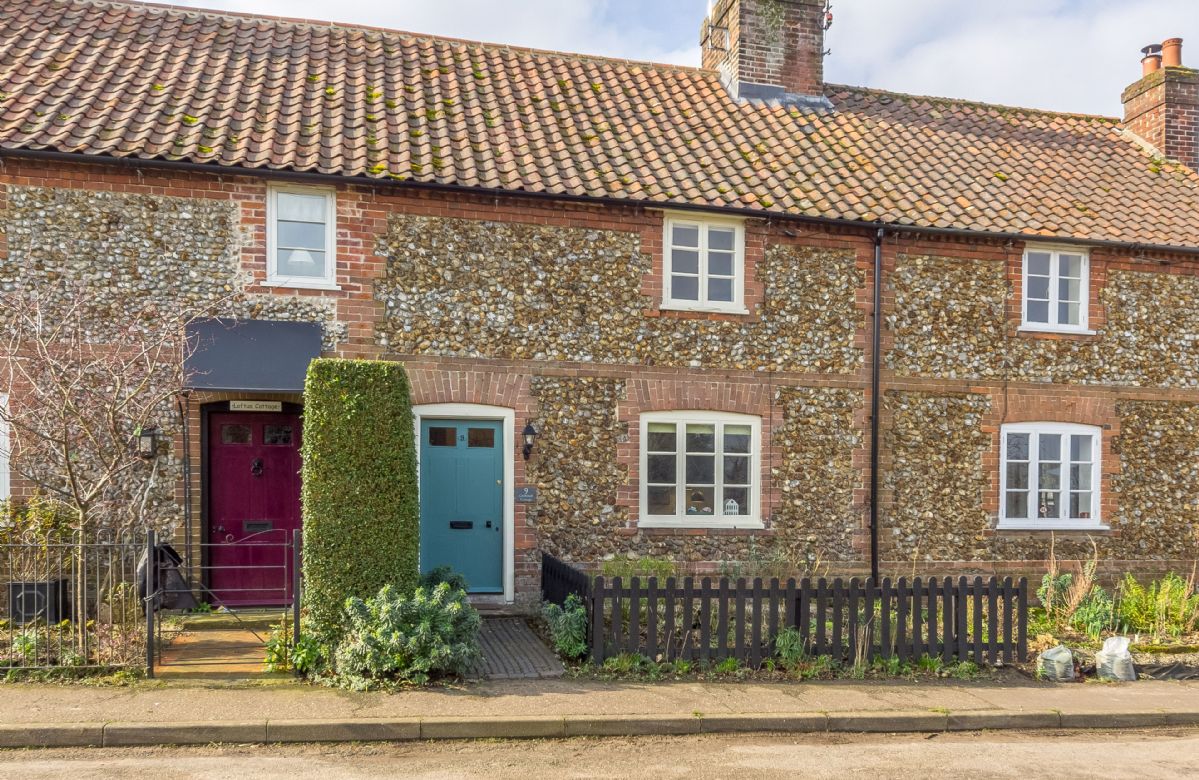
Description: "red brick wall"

(1123, 67), (1199, 169)
(702, 0), (826, 97)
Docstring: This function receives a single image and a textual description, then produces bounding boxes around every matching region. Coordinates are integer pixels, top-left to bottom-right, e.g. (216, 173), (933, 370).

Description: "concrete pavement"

(0, 678), (1196, 747)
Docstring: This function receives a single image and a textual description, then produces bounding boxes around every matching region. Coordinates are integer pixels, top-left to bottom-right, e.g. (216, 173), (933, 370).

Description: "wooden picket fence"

(541, 554), (1028, 667)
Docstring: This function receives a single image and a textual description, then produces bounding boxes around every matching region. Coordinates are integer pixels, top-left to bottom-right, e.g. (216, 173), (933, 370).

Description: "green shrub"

(1071, 586), (1116, 639)
(1037, 571), (1073, 622)
(542, 594), (589, 660)
(264, 621), (293, 673)
(302, 359), (419, 639)
(420, 566), (468, 593)
(774, 626), (806, 669)
(332, 582), (481, 689)
(599, 557), (678, 581)
(1118, 573), (1199, 640)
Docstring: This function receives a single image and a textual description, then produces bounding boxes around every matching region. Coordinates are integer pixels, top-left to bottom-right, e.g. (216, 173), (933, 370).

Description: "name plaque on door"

(230, 400), (283, 413)
(515, 486), (538, 504)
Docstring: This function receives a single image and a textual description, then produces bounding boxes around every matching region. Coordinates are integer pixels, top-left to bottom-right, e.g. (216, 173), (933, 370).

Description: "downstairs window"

(999, 422), (1103, 530)
(640, 411), (760, 528)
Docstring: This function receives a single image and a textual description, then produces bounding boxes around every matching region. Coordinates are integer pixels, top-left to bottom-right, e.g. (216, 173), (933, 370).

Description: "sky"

(168, 0), (1199, 116)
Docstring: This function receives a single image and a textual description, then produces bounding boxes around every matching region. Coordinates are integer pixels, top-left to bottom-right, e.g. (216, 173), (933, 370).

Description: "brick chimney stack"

(1122, 38), (1199, 169)
(701, 0), (831, 108)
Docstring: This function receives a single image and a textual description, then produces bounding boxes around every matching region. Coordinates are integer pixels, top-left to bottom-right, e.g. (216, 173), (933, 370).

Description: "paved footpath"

(0, 678), (1196, 748)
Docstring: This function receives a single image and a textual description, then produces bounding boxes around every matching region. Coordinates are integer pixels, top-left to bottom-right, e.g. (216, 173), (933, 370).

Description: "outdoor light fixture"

(136, 425), (161, 460)
(522, 423), (538, 461)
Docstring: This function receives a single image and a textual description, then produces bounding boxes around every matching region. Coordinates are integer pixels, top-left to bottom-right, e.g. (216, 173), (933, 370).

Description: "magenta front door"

(208, 411), (302, 606)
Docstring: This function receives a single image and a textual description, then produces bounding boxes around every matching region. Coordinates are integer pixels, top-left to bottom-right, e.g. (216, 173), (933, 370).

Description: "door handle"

(449, 521), (473, 530)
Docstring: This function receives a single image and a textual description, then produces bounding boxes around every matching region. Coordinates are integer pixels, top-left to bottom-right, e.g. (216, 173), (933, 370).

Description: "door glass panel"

(264, 425), (293, 446)
(221, 424), (252, 445)
(467, 428), (495, 448)
(429, 426), (457, 447)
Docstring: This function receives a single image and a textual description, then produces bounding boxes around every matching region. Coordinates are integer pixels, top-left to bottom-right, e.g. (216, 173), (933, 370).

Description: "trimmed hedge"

(301, 359), (418, 637)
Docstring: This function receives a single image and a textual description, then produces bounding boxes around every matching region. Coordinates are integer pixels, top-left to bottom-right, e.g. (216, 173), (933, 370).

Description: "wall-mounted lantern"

(522, 423), (538, 461)
(135, 425), (161, 460)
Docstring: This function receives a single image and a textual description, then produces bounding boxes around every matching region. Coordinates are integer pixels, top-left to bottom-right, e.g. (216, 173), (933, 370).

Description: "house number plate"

(515, 487), (538, 504)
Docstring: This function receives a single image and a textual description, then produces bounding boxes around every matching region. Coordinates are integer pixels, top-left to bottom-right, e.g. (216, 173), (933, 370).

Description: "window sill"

(1017, 325), (1096, 336)
(660, 301), (749, 316)
(261, 280), (342, 292)
(638, 519), (764, 531)
(996, 521), (1110, 532)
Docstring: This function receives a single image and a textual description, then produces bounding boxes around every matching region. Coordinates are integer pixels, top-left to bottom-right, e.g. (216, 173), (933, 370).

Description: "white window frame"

(265, 184), (339, 290)
(638, 410), (762, 529)
(0, 394), (9, 501)
(998, 422), (1105, 531)
(661, 212), (747, 314)
(1019, 245), (1091, 334)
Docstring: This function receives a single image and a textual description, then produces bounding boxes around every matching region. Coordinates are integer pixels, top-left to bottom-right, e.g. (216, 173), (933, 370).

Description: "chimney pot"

(1141, 51), (1160, 76)
(1162, 37), (1183, 67)
(1141, 44), (1163, 76)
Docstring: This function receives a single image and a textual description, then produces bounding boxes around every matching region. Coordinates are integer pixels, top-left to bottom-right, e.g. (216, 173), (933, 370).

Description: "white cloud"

(825, 0), (1199, 115)
(170, 0), (700, 66)
(169, 0), (1199, 115)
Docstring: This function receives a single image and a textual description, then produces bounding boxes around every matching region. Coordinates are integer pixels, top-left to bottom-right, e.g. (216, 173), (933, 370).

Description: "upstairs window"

(999, 423), (1103, 530)
(1022, 247), (1089, 332)
(663, 214), (746, 313)
(640, 411), (761, 528)
(267, 185), (337, 289)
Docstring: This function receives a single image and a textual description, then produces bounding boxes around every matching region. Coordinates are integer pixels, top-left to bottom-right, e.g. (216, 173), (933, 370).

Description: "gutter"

(3, 147), (1198, 259)
(869, 227), (884, 584)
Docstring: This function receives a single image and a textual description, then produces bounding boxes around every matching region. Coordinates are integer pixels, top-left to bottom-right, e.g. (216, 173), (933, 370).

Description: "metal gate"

(145, 529), (301, 678)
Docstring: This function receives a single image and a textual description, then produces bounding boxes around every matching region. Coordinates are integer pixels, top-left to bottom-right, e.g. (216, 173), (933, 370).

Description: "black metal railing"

(0, 531), (147, 671)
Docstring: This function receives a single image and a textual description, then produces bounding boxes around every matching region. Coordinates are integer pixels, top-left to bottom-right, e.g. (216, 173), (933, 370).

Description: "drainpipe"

(869, 226), (885, 583)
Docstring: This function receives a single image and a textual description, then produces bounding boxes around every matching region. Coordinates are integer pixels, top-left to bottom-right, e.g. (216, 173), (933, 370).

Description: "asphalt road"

(2, 729), (1197, 779)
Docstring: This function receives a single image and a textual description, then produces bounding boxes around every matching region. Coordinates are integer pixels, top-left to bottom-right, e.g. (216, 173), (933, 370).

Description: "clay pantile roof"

(2, 0), (1199, 248)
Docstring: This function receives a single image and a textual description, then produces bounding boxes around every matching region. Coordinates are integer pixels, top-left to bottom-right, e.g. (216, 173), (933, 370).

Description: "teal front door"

(419, 419), (504, 593)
